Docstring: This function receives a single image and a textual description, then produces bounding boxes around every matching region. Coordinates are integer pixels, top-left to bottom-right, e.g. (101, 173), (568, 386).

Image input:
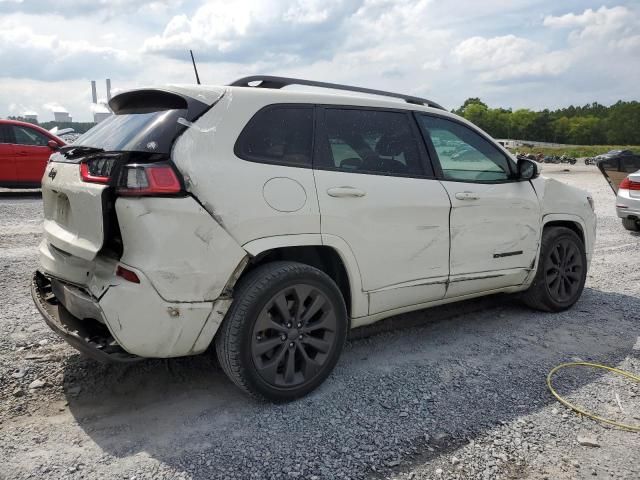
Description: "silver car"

(598, 154), (640, 231)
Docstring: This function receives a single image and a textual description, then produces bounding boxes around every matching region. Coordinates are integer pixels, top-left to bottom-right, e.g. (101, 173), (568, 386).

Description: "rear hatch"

(42, 86), (223, 262)
(597, 154), (640, 195)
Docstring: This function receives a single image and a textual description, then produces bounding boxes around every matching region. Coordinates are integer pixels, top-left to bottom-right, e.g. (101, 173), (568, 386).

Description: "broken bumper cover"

(31, 271), (139, 362)
(32, 267), (233, 360)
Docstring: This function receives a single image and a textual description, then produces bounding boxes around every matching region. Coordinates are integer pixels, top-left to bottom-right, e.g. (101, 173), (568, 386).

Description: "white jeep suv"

(32, 76), (596, 401)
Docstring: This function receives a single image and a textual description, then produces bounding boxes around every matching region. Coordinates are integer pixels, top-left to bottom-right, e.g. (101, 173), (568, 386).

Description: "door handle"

(17, 151), (29, 156)
(455, 191), (480, 200)
(326, 186), (366, 198)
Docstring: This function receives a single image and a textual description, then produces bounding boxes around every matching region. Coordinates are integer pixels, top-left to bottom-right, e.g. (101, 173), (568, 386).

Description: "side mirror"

(518, 158), (539, 180)
(48, 140), (60, 151)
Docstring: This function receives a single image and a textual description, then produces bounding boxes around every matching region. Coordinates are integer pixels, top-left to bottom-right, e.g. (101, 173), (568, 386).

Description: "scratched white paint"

(34, 83), (597, 358)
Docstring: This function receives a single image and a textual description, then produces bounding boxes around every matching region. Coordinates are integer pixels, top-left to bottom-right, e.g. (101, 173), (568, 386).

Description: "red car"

(0, 119), (66, 188)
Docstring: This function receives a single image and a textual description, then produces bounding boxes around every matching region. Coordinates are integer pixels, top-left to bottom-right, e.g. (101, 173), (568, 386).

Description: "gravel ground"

(0, 165), (638, 480)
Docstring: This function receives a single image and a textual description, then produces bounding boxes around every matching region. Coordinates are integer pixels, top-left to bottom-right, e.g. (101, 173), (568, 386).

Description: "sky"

(1, 0), (638, 122)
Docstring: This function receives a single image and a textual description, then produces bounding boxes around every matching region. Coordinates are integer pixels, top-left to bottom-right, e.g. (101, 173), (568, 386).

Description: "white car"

(32, 76), (596, 401)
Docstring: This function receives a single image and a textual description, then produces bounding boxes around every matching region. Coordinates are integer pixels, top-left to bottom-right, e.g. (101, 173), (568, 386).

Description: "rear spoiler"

(108, 85), (226, 115)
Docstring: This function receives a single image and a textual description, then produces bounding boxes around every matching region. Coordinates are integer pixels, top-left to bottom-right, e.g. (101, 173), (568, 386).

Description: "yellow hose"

(547, 362), (640, 432)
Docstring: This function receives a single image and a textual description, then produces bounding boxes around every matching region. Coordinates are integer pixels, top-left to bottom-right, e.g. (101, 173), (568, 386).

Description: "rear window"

(235, 106), (313, 167)
(72, 90), (210, 155)
(73, 109), (188, 154)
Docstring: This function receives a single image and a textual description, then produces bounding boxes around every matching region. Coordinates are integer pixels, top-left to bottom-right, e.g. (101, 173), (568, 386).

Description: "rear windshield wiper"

(60, 145), (105, 159)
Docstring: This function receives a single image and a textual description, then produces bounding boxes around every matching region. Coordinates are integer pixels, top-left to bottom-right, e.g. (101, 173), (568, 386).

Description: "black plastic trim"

(229, 75), (445, 110)
(0, 181), (41, 189)
(493, 250), (523, 258)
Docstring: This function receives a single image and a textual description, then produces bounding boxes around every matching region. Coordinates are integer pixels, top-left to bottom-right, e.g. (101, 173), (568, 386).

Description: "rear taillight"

(619, 177), (640, 191)
(117, 163), (182, 196)
(80, 157), (117, 184)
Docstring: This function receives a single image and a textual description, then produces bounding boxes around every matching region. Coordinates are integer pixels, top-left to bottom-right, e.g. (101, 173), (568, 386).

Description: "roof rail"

(229, 75), (445, 110)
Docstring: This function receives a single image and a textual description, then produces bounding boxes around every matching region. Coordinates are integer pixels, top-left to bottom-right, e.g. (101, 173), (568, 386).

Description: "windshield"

(73, 109), (188, 154)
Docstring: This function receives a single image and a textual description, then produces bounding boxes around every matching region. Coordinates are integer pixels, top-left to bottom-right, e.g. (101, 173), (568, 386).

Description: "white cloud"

(0, 21), (135, 81)
(1, 2), (639, 121)
(0, 0), (184, 18)
(452, 4), (640, 85)
(421, 59), (443, 71)
(43, 102), (68, 113)
(143, 0), (362, 63)
(453, 35), (540, 70)
(543, 5), (628, 32)
(544, 5), (640, 52)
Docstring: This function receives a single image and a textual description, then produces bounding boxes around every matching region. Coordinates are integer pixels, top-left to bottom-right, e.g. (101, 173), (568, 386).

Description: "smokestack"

(106, 79), (112, 101)
(91, 80), (97, 104)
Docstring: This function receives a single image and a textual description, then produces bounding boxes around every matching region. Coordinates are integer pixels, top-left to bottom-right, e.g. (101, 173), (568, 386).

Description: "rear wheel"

(522, 226), (587, 312)
(622, 218), (640, 232)
(215, 261), (348, 402)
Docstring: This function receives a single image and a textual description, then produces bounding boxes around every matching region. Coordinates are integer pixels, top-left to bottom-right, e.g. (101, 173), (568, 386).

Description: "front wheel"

(522, 226), (587, 312)
(622, 218), (640, 232)
(215, 261), (348, 402)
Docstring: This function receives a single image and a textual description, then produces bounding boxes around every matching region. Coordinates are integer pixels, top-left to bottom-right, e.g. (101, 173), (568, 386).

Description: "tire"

(215, 261), (348, 402)
(622, 218), (640, 232)
(522, 227), (587, 312)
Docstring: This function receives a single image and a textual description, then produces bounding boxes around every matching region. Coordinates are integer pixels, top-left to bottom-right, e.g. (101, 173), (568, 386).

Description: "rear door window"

(317, 108), (427, 176)
(235, 106), (314, 168)
(12, 126), (49, 146)
(0, 125), (14, 144)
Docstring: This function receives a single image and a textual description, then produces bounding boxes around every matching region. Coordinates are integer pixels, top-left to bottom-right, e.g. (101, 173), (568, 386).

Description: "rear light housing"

(117, 163), (183, 196)
(619, 177), (640, 191)
(80, 157), (118, 184)
(80, 156), (184, 196)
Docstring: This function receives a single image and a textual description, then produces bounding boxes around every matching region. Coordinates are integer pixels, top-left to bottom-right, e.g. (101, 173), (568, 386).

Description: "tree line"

(453, 99), (640, 146)
(8, 99), (640, 146)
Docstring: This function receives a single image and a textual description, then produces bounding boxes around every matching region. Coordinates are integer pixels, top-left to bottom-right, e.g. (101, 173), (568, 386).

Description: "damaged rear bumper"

(31, 271), (139, 362)
(32, 266), (234, 360)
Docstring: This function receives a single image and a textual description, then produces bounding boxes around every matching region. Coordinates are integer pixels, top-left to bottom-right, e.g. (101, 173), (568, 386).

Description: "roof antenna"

(190, 49), (201, 85)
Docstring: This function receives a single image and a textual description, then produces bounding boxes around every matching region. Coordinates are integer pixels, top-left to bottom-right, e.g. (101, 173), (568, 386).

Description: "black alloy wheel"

(544, 238), (583, 303)
(522, 226), (587, 312)
(215, 261), (347, 402)
(251, 284), (337, 388)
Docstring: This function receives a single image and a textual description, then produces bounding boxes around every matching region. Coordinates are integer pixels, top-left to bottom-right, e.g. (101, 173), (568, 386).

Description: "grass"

(513, 145), (640, 158)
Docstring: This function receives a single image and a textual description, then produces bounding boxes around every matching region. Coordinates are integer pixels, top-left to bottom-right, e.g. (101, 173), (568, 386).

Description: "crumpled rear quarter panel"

(115, 196), (247, 302)
(98, 267), (215, 357)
